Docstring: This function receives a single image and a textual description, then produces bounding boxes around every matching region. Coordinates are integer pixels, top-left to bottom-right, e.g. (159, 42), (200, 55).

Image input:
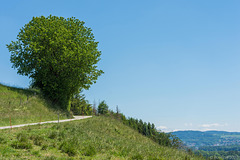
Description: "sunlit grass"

(0, 84), (203, 159)
(0, 116), (204, 159)
(0, 84), (68, 127)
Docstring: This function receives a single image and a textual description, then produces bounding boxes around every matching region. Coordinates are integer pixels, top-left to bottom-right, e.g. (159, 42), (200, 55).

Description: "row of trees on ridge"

(69, 95), (182, 149)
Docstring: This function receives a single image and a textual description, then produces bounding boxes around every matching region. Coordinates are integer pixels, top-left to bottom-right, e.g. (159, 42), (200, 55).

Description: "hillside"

(0, 116), (203, 159)
(0, 84), (68, 127)
(0, 84), (203, 159)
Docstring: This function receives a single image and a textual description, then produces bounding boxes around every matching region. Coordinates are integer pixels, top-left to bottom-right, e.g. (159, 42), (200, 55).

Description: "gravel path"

(0, 116), (92, 130)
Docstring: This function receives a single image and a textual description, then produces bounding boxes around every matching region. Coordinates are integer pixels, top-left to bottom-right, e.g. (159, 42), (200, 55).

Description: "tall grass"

(0, 84), (68, 126)
(0, 116), (204, 159)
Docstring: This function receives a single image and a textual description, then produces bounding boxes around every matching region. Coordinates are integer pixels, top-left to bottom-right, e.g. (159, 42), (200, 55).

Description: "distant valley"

(172, 130), (240, 149)
(172, 130), (240, 159)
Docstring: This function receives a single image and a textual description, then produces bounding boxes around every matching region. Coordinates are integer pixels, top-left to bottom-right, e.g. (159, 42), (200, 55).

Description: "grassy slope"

(0, 84), (68, 126)
(0, 116), (203, 160)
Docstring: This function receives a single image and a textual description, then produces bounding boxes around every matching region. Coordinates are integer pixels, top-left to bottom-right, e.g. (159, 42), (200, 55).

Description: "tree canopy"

(7, 15), (103, 110)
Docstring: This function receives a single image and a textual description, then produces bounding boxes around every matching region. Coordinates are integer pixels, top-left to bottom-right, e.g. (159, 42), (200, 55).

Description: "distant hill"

(173, 131), (240, 159)
(172, 130), (240, 149)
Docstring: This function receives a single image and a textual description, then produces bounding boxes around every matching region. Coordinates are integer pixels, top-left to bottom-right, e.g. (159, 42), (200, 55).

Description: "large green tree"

(7, 15), (103, 110)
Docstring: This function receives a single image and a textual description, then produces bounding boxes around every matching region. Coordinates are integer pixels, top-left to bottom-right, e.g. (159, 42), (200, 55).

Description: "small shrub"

(57, 131), (66, 141)
(120, 148), (129, 157)
(0, 136), (6, 144)
(17, 133), (28, 142)
(11, 141), (32, 149)
(11, 132), (32, 149)
(115, 127), (121, 134)
(0, 146), (15, 155)
(41, 144), (48, 150)
(82, 145), (96, 156)
(44, 156), (57, 160)
(148, 156), (162, 160)
(48, 131), (58, 139)
(30, 135), (44, 146)
(131, 154), (143, 160)
(59, 141), (77, 156)
(184, 155), (191, 160)
(31, 150), (40, 157)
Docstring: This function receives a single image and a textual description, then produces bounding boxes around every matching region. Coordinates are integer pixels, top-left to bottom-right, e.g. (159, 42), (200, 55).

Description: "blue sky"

(1, 0), (240, 132)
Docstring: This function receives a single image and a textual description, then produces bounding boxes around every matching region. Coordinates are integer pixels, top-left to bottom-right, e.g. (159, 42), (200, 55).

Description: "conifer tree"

(97, 101), (108, 115)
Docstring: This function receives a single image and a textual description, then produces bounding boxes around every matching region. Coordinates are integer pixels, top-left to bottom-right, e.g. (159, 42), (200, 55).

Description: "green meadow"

(0, 84), (204, 159)
(0, 84), (68, 127)
(0, 116), (203, 160)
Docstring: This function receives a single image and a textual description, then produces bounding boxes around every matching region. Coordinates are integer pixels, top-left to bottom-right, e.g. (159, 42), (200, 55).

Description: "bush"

(30, 135), (44, 146)
(31, 150), (40, 156)
(148, 156), (162, 160)
(82, 145), (96, 156)
(44, 156), (57, 160)
(57, 131), (66, 141)
(17, 133), (28, 142)
(11, 132), (32, 149)
(11, 141), (32, 149)
(131, 154), (143, 160)
(48, 131), (58, 139)
(41, 144), (48, 150)
(59, 141), (77, 156)
(0, 136), (6, 144)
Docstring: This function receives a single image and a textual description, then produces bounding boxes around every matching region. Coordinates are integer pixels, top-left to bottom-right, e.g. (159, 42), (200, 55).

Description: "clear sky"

(1, 0), (240, 132)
